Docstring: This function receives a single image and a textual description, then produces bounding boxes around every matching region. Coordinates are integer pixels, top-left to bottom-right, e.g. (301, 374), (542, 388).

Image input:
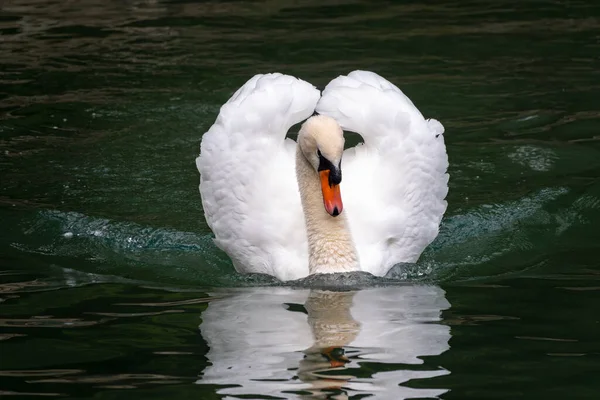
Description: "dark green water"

(2, 0), (600, 398)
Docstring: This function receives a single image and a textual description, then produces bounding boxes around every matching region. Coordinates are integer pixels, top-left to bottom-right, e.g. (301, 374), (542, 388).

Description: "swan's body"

(196, 71), (448, 281)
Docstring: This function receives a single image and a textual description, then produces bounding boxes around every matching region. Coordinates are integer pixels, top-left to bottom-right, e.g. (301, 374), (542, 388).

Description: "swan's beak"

(319, 169), (343, 217)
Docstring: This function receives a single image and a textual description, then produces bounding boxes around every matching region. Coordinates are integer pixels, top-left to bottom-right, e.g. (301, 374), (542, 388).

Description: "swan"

(196, 70), (448, 281)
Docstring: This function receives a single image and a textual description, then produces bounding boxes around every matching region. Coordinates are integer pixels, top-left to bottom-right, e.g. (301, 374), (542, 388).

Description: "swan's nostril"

(328, 167), (342, 186)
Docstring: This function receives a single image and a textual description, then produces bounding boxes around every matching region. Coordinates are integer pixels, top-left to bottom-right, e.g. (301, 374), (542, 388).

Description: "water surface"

(2, 0), (600, 398)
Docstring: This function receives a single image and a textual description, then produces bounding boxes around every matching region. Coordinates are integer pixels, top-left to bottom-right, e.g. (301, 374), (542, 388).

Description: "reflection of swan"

(196, 70), (449, 281)
(197, 286), (451, 399)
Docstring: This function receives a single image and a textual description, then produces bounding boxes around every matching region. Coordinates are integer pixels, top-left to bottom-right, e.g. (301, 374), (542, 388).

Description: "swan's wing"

(197, 73), (320, 280)
(316, 70), (449, 276)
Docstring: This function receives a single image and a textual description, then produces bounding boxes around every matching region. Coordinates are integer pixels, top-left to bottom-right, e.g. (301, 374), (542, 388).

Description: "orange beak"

(319, 170), (343, 216)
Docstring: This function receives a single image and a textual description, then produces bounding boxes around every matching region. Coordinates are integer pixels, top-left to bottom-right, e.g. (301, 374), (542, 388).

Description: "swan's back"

(317, 71), (449, 276)
(197, 74), (320, 280)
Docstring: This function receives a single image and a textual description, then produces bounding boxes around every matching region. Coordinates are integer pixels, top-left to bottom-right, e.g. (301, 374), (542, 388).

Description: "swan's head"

(298, 115), (345, 217)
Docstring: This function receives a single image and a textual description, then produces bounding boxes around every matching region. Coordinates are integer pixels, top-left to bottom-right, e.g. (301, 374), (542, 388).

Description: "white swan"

(196, 70), (448, 281)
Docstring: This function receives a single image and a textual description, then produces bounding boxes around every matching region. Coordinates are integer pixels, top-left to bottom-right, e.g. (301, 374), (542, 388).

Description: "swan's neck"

(296, 147), (359, 275)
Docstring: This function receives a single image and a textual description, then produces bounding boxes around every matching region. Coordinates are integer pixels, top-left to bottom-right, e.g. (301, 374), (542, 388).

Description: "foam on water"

(3, 181), (598, 288)
(3, 207), (421, 289)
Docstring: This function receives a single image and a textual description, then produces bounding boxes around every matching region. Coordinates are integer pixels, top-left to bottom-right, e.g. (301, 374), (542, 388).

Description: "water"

(1, 0), (600, 398)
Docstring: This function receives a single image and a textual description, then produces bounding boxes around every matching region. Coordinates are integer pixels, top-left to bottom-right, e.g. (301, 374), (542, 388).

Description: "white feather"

(197, 73), (319, 281)
(197, 71), (449, 280)
(316, 70), (449, 276)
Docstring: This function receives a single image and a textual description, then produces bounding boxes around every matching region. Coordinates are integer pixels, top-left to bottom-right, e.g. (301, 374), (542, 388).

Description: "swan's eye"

(317, 149), (322, 158)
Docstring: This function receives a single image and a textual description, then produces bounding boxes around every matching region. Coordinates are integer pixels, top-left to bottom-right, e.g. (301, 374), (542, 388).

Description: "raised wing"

(197, 73), (320, 280)
(316, 70), (449, 276)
